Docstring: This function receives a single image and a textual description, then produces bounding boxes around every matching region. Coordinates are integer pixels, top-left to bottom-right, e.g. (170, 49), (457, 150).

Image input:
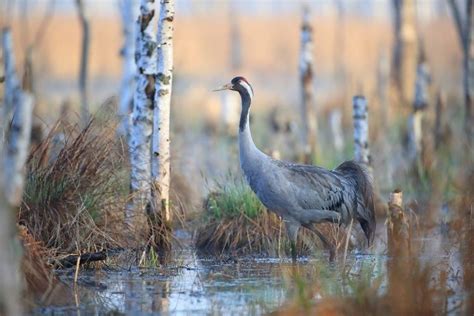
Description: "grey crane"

(214, 76), (376, 261)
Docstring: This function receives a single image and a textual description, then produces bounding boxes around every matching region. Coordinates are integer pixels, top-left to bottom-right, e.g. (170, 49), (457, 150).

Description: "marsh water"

(32, 226), (465, 315)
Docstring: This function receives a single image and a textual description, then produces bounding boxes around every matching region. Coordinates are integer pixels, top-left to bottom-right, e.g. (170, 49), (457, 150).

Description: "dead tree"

(391, 0), (418, 105)
(387, 189), (409, 257)
(151, 0), (175, 254)
(447, 0), (474, 144)
(299, 5), (318, 163)
(407, 49), (430, 167)
(353, 96), (372, 174)
(75, 0), (90, 126)
(117, 0), (137, 138)
(128, 0), (157, 234)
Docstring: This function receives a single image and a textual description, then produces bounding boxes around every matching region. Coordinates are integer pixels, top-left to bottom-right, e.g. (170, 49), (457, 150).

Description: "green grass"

(206, 176), (265, 220)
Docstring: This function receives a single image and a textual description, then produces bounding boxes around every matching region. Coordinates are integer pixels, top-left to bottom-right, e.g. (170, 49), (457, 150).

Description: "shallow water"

(31, 226), (465, 316)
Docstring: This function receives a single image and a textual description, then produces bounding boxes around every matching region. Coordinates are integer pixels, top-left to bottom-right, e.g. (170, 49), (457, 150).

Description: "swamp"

(0, 0), (473, 315)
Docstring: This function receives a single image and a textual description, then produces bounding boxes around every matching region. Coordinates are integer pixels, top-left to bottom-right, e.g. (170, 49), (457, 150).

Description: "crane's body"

(215, 76), (376, 260)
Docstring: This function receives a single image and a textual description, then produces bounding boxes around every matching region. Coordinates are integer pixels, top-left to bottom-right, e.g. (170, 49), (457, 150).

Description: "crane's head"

(213, 76), (254, 101)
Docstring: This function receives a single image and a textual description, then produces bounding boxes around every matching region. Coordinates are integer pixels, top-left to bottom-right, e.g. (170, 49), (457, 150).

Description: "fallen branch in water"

(57, 251), (107, 268)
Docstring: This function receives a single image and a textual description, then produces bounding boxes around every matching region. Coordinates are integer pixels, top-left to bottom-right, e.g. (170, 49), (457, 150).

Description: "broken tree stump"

(387, 189), (410, 257)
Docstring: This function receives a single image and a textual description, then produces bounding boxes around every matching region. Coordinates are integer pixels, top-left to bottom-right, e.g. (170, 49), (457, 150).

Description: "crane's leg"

(303, 224), (336, 262)
(284, 220), (300, 262)
(299, 209), (341, 224)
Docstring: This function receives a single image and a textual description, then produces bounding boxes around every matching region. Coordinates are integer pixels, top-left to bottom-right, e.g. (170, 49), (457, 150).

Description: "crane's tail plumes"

(336, 160), (376, 246)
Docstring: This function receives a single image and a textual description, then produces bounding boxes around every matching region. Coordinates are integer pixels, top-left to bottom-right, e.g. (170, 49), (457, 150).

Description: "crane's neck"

(237, 89), (264, 171)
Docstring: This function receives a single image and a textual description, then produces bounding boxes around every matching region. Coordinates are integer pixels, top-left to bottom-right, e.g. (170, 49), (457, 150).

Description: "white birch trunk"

(2, 28), (19, 141)
(152, 0), (175, 223)
(299, 6), (318, 162)
(2, 28), (34, 207)
(407, 57), (430, 163)
(128, 0), (157, 228)
(353, 96), (371, 170)
(0, 27), (27, 316)
(117, 0), (137, 138)
(329, 109), (344, 153)
(0, 186), (22, 316)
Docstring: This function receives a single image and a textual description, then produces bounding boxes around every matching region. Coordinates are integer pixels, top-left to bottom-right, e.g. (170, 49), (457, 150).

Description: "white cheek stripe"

(240, 81), (253, 100)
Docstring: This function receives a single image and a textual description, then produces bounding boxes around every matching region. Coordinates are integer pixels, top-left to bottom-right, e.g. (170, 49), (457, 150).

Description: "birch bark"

(353, 96), (371, 173)
(2, 28), (34, 207)
(117, 0), (137, 138)
(128, 0), (157, 230)
(407, 54), (430, 165)
(299, 6), (318, 163)
(0, 27), (29, 316)
(152, 0), (175, 223)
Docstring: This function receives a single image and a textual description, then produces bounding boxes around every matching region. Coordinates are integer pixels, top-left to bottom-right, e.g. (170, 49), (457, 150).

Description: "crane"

(214, 76), (376, 261)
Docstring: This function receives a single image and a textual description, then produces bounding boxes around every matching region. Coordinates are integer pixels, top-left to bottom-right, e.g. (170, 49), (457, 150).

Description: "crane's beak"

(212, 83), (233, 92)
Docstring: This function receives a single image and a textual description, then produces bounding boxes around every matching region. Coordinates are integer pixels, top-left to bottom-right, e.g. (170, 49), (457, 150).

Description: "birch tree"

(151, 0), (175, 238)
(447, 0), (474, 144)
(0, 26), (34, 316)
(128, 0), (157, 231)
(117, 0), (137, 138)
(407, 49), (430, 166)
(299, 6), (318, 163)
(75, 0), (90, 126)
(391, 0), (418, 105)
(2, 28), (34, 207)
(353, 96), (371, 174)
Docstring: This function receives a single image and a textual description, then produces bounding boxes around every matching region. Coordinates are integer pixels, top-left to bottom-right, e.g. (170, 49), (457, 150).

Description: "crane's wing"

(274, 160), (355, 213)
(273, 159), (376, 245)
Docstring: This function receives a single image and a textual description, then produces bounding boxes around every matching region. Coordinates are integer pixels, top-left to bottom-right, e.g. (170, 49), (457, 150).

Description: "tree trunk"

(465, 1), (474, 145)
(75, 0), (90, 126)
(128, 0), (157, 235)
(434, 91), (445, 150)
(447, 0), (473, 144)
(0, 189), (22, 316)
(0, 27), (30, 316)
(151, 0), (175, 254)
(353, 96), (371, 173)
(329, 109), (344, 154)
(117, 0), (137, 138)
(391, 0), (418, 105)
(2, 28), (34, 207)
(407, 53), (430, 166)
(299, 6), (318, 163)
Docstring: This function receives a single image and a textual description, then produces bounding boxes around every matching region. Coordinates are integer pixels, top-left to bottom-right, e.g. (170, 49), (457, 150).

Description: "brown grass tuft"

(19, 114), (128, 258)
